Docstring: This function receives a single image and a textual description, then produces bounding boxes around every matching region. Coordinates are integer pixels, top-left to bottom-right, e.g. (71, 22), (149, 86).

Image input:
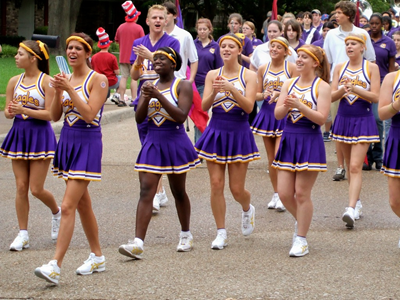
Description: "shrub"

(0, 36), (25, 47)
(0, 44), (18, 57)
(91, 42), (119, 55)
(34, 26), (48, 35)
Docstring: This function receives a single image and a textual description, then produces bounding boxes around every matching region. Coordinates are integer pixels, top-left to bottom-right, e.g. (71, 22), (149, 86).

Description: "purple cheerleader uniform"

(195, 66), (260, 163)
(52, 70), (103, 181)
(251, 61), (290, 137)
(135, 78), (200, 174)
(331, 60), (380, 144)
(272, 77), (327, 172)
(0, 72), (56, 160)
(381, 71), (400, 177)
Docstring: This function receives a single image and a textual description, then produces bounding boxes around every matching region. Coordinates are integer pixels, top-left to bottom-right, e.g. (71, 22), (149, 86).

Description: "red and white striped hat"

(122, 1), (141, 22)
(96, 27), (112, 49)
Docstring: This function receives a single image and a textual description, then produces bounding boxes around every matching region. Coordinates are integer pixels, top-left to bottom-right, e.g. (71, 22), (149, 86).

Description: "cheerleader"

(195, 33), (259, 250)
(273, 45), (331, 256)
(119, 47), (200, 259)
(1, 40), (60, 251)
(330, 34), (380, 229)
(35, 33), (108, 284)
(251, 37), (298, 212)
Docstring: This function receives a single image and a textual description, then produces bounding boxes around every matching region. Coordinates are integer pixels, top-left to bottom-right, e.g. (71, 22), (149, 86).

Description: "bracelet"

(391, 102), (399, 113)
(133, 63), (142, 71)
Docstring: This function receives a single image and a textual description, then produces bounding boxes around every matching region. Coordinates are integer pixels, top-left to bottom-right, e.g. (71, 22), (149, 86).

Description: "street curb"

(0, 107), (134, 143)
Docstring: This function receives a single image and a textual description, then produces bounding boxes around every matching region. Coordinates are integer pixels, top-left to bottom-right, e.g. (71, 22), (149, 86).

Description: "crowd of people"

(1, 0), (400, 285)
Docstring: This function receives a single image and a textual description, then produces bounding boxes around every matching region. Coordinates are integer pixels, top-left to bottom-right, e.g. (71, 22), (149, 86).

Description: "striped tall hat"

(122, 1), (141, 22)
(96, 27), (112, 49)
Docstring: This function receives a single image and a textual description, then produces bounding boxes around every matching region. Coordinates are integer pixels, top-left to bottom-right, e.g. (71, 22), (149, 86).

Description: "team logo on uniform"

(209, 48), (215, 54)
(380, 43), (387, 49)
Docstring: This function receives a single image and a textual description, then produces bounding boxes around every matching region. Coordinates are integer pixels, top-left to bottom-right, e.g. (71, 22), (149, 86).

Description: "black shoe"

(117, 100), (127, 107)
(362, 162), (372, 171)
(375, 161), (382, 170)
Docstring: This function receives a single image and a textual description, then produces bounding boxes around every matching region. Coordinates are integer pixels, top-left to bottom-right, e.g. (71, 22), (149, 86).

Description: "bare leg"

(167, 173), (190, 231)
(263, 137), (280, 192)
(277, 170), (296, 217)
(388, 177), (400, 218)
(206, 161), (226, 229)
(119, 76), (128, 99)
(227, 162), (251, 211)
(130, 80), (138, 100)
(11, 160), (30, 230)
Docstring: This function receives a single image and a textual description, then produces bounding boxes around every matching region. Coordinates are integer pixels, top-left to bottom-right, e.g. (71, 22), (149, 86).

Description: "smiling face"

(147, 9), (166, 33)
(296, 50), (318, 72)
(270, 41), (287, 60)
(267, 23), (282, 41)
(220, 38), (241, 61)
(66, 40), (90, 66)
(153, 53), (174, 74)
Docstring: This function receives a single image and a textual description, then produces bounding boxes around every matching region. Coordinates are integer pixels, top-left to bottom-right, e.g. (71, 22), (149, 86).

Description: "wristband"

(133, 63), (142, 71)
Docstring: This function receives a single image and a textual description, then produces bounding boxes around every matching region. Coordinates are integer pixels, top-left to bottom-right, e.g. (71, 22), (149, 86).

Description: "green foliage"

(0, 36), (25, 47)
(368, 0), (390, 13)
(92, 42), (119, 55)
(0, 45), (18, 58)
(33, 26), (48, 35)
(0, 96), (5, 111)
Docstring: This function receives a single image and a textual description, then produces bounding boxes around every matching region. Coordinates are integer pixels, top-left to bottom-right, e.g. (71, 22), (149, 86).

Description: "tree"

(47, 0), (83, 54)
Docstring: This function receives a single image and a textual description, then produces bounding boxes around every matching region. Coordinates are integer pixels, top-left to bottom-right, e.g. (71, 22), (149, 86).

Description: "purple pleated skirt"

(52, 125), (102, 181)
(381, 116), (400, 177)
(0, 118), (56, 160)
(251, 101), (285, 137)
(272, 120), (326, 172)
(135, 121), (200, 174)
(195, 112), (260, 164)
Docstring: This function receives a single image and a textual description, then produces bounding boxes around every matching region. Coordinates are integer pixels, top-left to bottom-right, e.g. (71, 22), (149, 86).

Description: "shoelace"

(242, 214), (250, 228)
(335, 168), (344, 175)
(52, 218), (60, 232)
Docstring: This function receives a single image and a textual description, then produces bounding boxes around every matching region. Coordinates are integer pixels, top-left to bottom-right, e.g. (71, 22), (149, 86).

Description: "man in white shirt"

(163, 1), (198, 82)
(323, 0), (376, 182)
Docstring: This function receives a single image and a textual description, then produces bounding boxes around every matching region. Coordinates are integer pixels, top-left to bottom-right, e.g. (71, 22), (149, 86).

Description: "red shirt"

(91, 52), (119, 86)
(115, 22), (145, 64)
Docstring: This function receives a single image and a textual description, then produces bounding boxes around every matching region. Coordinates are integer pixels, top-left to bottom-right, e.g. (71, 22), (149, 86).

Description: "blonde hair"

(147, 5), (167, 19)
(243, 21), (256, 38)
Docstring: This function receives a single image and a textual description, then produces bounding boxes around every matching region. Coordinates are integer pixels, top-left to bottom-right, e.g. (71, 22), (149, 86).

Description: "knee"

(16, 181), (29, 196)
(389, 196), (400, 212)
(210, 178), (224, 195)
(170, 187), (187, 202)
(77, 199), (91, 214)
(229, 184), (245, 199)
(61, 201), (77, 217)
(295, 190), (310, 205)
(349, 163), (361, 175)
(30, 185), (44, 198)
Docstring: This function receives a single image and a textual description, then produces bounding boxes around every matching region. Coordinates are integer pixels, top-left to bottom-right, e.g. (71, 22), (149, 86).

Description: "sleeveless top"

(262, 61), (290, 100)
(212, 66), (247, 115)
(391, 70), (400, 124)
(13, 72), (46, 120)
(61, 70), (103, 128)
(148, 78), (181, 126)
(286, 76), (322, 126)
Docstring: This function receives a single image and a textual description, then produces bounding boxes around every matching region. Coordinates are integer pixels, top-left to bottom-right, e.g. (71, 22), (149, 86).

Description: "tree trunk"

(47, 0), (83, 55)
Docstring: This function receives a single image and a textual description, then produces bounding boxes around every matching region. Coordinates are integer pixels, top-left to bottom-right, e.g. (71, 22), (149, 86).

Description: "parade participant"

(114, 1), (145, 106)
(364, 13), (396, 170)
(130, 4), (181, 212)
(273, 45), (331, 256)
(330, 34), (380, 229)
(34, 33), (108, 284)
(1, 40), (60, 251)
(195, 33), (259, 250)
(194, 18), (223, 142)
(242, 21), (263, 49)
(250, 20), (297, 72)
(283, 19), (305, 52)
(311, 9), (323, 33)
(251, 37), (298, 212)
(119, 47), (200, 258)
(302, 11), (321, 44)
(378, 68), (400, 248)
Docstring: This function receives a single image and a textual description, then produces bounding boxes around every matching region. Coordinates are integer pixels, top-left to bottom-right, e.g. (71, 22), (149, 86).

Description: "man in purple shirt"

(302, 11), (321, 44)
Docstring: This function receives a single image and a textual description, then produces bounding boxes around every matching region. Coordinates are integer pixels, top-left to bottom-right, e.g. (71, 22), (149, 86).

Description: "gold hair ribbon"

(270, 38), (292, 56)
(219, 33), (244, 49)
(344, 36), (366, 48)
(19, 43), (42, 60)
(297, 47), (320, 66)
(66, 36), (92, 52)
(153, 50), (177, 65)
(36, 40), (49, 60)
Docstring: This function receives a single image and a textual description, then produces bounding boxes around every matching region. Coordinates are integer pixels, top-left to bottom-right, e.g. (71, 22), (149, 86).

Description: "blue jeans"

(194, 84), (205, 143)
(366, 102), (383, 163)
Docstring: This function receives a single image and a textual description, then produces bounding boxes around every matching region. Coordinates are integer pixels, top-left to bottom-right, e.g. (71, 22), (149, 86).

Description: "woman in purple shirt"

(283, 19), (305, 52)
(242, 21), (263, 50)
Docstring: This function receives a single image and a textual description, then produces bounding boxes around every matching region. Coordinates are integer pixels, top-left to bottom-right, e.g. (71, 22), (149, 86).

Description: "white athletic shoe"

(211, 232), (228, 250)
(76, 253), (105, 275)
(177, 231), (193, 252)
(152, 194), (160, 212)
(289, 236), (309, 257)
(119, 240), (144, 259)
(9, 232), (29, 251)
(275, 198), (286, 212)
(159, 187), (169, 207)
(241, 204), (255, 236)
(51, 208), (61, 240)
(34, 260), (60, 284)
(342, 207), (355, 229)
(267, 193), (279, 209)
(354, 200), (363, 220)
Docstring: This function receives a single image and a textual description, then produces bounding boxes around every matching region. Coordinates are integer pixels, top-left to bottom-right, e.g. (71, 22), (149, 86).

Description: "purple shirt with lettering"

(194, 38), (223, 87)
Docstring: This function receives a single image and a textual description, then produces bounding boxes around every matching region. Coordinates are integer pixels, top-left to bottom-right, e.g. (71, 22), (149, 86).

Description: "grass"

(0, 53), (130, 111)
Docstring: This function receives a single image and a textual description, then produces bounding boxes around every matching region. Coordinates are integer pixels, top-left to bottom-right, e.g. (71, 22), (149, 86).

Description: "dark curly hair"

(154, 46), (182, 70)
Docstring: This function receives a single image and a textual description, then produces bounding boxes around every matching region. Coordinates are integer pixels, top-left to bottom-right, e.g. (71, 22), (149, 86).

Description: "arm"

(331, 63), (346, 102)
(131, 45), (152, 80)
(4, 76), (18, 119)
(275, 80), (291, 120)
(255, 65), (267, 101)
(349, 63), (380, 103)
(389, 56), (396, 73)
(202, 70), (218, 111)
(188, 61), (198, 83)
(378, 72), (399, 121)
(241, 53), (252, 64)
(9, 75), (54, 121)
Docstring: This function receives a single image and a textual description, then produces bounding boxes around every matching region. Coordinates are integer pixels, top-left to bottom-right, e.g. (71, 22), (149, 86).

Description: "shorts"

(120, 63), (131, 78)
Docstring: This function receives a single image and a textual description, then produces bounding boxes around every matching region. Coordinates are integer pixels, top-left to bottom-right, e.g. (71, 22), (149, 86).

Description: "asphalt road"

(0, 110), (398, 300)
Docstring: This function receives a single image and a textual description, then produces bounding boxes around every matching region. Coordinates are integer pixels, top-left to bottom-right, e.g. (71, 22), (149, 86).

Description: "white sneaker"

(152, 194), (160, 212)
(289, 236), (309, 257)
(275, 198), (286, 212)
(51, 208), (61, 240)
(293, 221), (298, 245)
(241, 204), (255, 236)
(9, 232), (29, 251)
(267, 193), (279, 209)
(119, 240), (143, 259)
(398, 238), (400, 249)
(177, 232), (193, 252)
(159, 187), (169, 207)
(354, 200), (363, 220)
(211, 232), (228, 250)
(342, 207), (355, 229)
(76, 253), (106, 275)
(34, 260), (60, 284)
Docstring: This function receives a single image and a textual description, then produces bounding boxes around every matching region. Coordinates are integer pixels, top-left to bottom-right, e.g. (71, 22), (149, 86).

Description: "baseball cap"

(321, 14), (329, 21)
(312, 9), (321, 15)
